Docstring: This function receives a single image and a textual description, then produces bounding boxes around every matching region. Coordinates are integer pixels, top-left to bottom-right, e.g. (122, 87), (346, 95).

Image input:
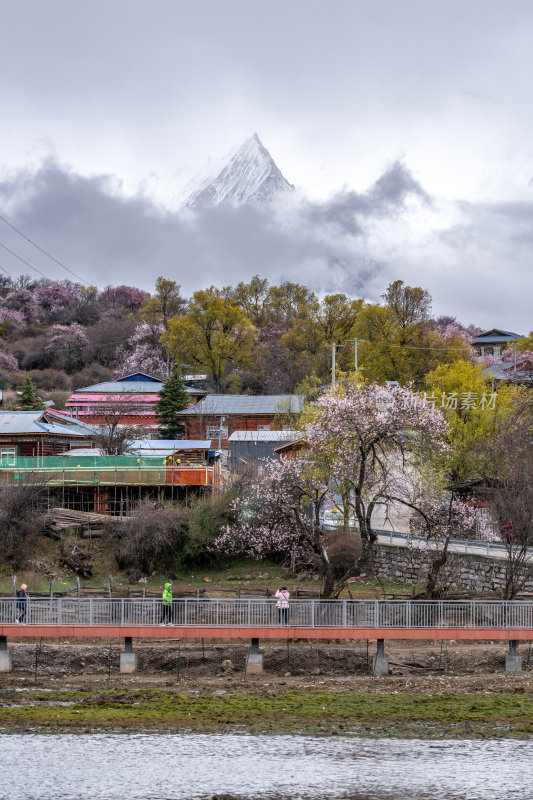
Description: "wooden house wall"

(0, 439), (81, 457)
(185, 413), (295, 449)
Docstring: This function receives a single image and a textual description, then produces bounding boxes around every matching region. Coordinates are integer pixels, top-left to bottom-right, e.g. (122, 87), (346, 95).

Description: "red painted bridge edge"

(2, 625), (533, 641)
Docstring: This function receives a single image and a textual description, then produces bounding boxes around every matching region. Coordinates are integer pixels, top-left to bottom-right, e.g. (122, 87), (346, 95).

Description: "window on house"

(206, 425), (228, 439)
(0, 447), (16, 465)
(257, 425), (271, 431)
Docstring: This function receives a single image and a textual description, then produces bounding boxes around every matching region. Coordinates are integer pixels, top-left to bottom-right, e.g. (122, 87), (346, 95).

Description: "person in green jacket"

(160, 582), (173, 625)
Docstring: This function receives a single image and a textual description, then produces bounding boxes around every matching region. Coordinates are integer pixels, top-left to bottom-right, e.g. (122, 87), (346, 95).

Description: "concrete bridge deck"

(1, 623), (532, 641)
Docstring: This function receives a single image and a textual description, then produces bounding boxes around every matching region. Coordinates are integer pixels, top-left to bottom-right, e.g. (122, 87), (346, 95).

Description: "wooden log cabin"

(181, 394), (305, 454)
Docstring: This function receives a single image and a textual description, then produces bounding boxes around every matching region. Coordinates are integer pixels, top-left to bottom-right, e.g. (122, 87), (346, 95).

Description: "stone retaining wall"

(373, 543), (533, 594)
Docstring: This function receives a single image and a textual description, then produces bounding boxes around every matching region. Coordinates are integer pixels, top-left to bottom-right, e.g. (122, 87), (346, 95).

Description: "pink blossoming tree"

(0, 350), (19, 370)
(215, 456), (340, 593)
(33, 281), (80, 323)
(45, 323), (90, 373)
(305, 383), (449, 560)
(219, 382), (479, 595)
(114, 321), (169, 379)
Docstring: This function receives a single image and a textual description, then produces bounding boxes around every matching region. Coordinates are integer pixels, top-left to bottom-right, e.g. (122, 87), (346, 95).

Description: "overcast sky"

(0, 0), (532, 332)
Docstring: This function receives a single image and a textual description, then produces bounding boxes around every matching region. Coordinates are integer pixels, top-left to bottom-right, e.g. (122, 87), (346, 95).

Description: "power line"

(33, 221), (108, 275)
(0, 239), (50, 279)
(0, 260), (14, 279)
(0, 214), (88, 285)
(341, 340), (473, 354)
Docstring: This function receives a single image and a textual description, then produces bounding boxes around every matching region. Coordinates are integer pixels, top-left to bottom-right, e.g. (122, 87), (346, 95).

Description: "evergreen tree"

(155, 369), (190, 439)
(18, 376), (45, 410)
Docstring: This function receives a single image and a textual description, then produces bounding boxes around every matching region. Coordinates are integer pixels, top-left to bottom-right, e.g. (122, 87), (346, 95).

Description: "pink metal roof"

(66, 393), (160, 405)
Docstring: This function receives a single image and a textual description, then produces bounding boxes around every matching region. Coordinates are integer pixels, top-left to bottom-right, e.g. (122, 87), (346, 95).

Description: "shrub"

(111, 502), (189, 577)
(109, 489), (240, 577)
(0, 484), (49, 569)
(324, 531), (362, 580)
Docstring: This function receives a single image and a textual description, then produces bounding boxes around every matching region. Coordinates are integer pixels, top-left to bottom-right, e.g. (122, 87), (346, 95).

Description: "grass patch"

(0, 548), (413, 598)
(1, 689), (532, 737)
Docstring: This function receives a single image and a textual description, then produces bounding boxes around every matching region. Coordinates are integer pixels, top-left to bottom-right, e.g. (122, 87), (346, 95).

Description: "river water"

(2, 733), (531, 799)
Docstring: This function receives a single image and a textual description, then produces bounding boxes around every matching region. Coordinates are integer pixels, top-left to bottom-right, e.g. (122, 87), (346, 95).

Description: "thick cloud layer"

(0, 159), (531, 332)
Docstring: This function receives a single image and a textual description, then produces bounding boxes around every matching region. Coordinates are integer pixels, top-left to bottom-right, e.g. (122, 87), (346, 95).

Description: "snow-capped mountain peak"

(183, 133), (294, 208)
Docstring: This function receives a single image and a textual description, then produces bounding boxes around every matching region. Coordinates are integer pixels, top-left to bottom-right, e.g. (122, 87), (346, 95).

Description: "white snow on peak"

(182, 133), (294, 208)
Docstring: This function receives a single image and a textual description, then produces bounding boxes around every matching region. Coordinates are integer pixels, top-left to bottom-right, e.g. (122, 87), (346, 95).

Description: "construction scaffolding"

(0, 455), (222, 514)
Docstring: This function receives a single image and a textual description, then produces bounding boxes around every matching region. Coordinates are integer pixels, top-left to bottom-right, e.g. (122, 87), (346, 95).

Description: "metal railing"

(3, 598), (533, 629)
(375, 529), (531, 561)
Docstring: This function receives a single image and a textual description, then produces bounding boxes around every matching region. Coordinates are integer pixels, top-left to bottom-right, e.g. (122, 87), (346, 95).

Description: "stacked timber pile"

(45, 507), (128, 533)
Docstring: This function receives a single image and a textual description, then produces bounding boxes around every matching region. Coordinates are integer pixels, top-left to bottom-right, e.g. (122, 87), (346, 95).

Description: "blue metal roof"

(228, 430), (301, 442)
(483, 364), (533, 382)
(117, 373), (162, 383)
(472, 329), (522, 343)
(73, 380), (203, 395)
(128, 439), (212, 451)
(0, 411), (94, 437)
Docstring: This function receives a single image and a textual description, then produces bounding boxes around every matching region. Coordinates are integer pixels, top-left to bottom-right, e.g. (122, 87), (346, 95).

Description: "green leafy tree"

(281, 293), (363, 381)
(356, 281), (471, 385)
(516, 331), (533, 351)
(163, 287), (255, 392)
(424, 359), (515, 481)
(141, 277), (187, 331)
(266, 281), (317, 325)
(18, 376), (45, 410)
(232, 275), (271, 326)
(155, 369), (190, 439)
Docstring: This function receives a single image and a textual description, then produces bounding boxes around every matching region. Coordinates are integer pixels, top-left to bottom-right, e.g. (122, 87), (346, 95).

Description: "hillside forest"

(0, 273), (526, 407)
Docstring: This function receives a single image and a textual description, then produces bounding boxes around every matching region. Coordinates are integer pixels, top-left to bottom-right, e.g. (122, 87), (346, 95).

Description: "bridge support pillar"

(120, 637), (137, 674)
(246, 638), (264, 675)
(506, 640), (522, 672)
(0, 636), (11, 673)
(372, 638), (389, 676)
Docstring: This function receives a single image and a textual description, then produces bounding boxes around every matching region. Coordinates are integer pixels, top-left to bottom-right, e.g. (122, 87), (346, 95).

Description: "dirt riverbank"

(2, 637), (530, 681)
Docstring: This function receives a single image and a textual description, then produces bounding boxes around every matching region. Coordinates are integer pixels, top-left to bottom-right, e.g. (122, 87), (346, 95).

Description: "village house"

(273, 438), (307, 461)
(180, 394), (305, 453)
(0, 410), (95, 461)
(483, 357), (533, 387)
(471, 329), (523, 358)
(0, 430), (221, 513)
(65, 372), (206, 436)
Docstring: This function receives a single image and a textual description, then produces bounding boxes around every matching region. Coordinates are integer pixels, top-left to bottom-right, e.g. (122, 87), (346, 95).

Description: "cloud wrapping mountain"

(0, 143), (531, 331)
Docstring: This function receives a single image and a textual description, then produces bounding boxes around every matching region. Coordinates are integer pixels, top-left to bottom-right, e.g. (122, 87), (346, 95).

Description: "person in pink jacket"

(275, 586), (290, 625)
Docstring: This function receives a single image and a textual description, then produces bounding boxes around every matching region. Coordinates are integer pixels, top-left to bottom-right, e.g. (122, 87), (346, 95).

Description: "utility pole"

(346, 338), (363, 378)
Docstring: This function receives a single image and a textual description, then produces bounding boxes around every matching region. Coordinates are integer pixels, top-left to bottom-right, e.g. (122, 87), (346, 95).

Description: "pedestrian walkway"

(1, 597), (533, 640)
